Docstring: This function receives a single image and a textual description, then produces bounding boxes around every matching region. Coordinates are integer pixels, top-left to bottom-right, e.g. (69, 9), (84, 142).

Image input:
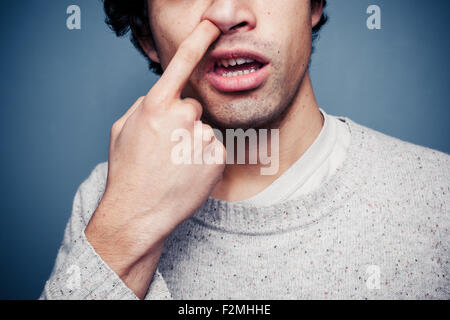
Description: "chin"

(192, 72), (291, 129)
(206, 98), (288, 130)
(202, 105), (286, 130)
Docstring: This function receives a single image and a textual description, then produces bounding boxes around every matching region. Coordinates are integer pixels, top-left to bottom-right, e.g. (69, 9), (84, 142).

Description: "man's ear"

(138, 35), (160, 64)
(311, 0), (324, 28)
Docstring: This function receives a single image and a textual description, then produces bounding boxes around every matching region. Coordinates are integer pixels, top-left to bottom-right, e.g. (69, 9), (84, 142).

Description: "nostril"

(230, 22), (248, 31)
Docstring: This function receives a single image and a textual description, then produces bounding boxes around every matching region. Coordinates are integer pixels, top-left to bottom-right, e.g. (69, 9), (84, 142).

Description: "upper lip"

(206, 49), (270, 73)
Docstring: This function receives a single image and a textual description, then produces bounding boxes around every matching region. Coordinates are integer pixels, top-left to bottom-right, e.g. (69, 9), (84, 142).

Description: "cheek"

(151, 12), (198, 69)
(263, 3), (311, 69)
(150, 0), (214, 69)
(285, 21), (312, 74)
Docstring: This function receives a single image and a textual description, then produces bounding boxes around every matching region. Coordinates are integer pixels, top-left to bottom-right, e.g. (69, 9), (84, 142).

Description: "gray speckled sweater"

(41, 117), (450, 300)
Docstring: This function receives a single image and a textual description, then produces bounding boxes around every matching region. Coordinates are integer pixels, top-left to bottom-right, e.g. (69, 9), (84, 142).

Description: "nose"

(201, 0), (256, 35)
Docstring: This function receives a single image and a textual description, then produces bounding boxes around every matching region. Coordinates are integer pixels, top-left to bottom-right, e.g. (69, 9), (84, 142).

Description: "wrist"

(85, 204), (168, 278)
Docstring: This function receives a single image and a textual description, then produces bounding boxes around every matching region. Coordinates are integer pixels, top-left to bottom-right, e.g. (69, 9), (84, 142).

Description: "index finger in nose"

(150, 20), (220, 101)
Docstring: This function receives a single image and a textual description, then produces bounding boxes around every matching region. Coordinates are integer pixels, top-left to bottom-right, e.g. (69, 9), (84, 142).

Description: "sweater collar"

(191, 117), (367, 235)
(240, 108), (338, 206)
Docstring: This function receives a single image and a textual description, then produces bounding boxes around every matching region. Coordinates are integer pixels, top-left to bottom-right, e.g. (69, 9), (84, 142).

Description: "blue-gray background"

(0, 0), (449, 299)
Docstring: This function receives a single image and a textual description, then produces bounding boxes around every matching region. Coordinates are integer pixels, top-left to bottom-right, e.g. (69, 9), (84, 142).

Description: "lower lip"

(206, 64), (270, 93)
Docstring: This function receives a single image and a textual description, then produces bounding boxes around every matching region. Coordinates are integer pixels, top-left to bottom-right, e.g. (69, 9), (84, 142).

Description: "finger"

(169, 99), (203, 125)
(181, 98), (203, 121)
(151, 20), (220, 100)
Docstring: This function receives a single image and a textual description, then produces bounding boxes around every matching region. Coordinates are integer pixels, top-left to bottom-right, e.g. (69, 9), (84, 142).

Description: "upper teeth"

(218, 58), (255, 68)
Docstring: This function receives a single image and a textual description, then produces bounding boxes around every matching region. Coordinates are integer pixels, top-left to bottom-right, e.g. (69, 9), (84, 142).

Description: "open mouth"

(206, 51), (270, 93)
(214, 58), (265, 78)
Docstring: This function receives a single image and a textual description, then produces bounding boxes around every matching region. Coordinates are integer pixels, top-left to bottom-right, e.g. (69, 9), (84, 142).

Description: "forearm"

(84, 202), (169, 299)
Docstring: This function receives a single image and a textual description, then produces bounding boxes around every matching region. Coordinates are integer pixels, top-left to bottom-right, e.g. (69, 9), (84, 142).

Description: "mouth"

(205, 49), (270, 93)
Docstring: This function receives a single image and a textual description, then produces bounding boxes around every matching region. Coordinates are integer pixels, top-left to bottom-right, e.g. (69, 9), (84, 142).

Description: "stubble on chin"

(200, 60), (301, 131)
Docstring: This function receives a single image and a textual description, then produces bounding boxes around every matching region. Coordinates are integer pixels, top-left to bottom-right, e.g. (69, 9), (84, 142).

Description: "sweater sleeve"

(40, 162), (172, 300)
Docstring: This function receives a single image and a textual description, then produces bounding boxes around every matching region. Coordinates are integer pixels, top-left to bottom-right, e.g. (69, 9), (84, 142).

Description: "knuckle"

(183, 97), (199, 105)
(184, 103), (199, 117)
(182, 110), (197, 123)
(141, 98), (162, 117)
(184, 99), (202, 115)
(183, 98), (202, 110)
(110, 121), (121, 138)
(111, 120), (121, 132)
(132, 96), (145, 107)
(142, 96), (156, 110)
(172, 103), (197, 123)
(146, 116), (164, 133)
(134, 96), (146, 108)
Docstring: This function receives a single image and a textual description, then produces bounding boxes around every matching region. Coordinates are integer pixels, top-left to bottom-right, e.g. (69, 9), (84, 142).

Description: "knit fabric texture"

(40, 117), (450, 300)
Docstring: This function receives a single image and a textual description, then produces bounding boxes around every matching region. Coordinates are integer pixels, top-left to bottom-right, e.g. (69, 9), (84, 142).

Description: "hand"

(85, 20), (223, 298)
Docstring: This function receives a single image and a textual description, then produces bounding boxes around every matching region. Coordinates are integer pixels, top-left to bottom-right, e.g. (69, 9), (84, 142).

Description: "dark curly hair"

(103, 0), (328, 75)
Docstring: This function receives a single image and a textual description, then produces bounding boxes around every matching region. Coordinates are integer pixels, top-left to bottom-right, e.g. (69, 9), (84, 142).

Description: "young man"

(41, 0), (449, 299)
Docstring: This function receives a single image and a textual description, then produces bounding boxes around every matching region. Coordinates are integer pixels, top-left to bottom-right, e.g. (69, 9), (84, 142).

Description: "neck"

(211, 71), (324, 202)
